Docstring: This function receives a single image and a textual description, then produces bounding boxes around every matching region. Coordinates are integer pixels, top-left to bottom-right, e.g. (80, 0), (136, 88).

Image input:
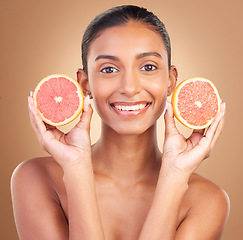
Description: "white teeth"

(113, 103), (147, 111)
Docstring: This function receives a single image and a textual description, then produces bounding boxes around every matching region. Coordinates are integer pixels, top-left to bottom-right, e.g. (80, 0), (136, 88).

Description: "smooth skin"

(11, 22), (229, 240)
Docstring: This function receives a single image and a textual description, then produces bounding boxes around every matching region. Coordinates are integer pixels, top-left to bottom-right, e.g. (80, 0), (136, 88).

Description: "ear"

(167, 65), (178, 96)
(77, 68), (93, 98)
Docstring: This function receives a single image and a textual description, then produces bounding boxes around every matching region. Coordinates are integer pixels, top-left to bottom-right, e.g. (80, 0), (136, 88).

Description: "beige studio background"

(1, 0), (242, 239)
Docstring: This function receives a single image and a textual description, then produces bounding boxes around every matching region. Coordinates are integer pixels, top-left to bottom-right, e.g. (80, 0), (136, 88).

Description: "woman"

(11, 5), (229, 240)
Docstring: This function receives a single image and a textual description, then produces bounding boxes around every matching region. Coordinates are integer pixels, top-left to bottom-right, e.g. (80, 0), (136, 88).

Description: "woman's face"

(84, 21), (175, 135)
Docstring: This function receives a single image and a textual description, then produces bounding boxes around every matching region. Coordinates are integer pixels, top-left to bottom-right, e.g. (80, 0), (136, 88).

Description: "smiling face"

(79, 21), (177, 135)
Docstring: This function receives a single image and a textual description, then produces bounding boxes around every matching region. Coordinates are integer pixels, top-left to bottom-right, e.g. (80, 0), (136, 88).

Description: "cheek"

(88, 79), (112, 117)
(145, 76), (169, 116)
(145, 73), (169, 99)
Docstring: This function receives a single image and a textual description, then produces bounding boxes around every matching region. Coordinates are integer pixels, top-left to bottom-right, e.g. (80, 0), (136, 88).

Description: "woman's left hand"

(161, 101), (226, 179)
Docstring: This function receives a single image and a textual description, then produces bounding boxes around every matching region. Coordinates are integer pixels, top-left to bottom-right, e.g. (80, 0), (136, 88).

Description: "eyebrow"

(95, 55), (119, 61)
(136, 52), (162, 59)
(94, 52), (162, 62)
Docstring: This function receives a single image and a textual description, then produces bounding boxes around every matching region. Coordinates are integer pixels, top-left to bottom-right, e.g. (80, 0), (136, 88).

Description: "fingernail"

(220, 102), (226, 117)
(28, 98), (32, 111)
(30, 91), (33, 97)
(87, 95), (91, 105)
(223, 102), (226, 114)
(165, 101), (168, 110)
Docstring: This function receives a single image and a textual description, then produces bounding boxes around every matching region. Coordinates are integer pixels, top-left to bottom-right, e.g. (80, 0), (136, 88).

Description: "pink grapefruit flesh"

(171, 77), (221, 129)
(33, 74), (83, 126)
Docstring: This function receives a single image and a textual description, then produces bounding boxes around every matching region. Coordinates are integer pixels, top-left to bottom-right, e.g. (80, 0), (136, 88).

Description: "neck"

(92, 123), (162, 185)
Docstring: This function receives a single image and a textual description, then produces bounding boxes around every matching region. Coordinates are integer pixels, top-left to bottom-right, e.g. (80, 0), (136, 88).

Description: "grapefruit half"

(33, 74), (84, 126)
(171, 77), (221, 129)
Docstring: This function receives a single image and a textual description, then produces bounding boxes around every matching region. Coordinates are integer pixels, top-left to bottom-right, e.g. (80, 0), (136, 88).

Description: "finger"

(199, 102), (225, 153)
(75, 95), (93, 131)
(209, 102), (226, 149)
(44, 122), (57, 131)
(164, 101), (179, 137)
(193, 129), (205, 135)
(28, 94), (48, 139)
(28, 94), (65, 155)
(188, 128), (205, 148)
(186, 102), (225, 161)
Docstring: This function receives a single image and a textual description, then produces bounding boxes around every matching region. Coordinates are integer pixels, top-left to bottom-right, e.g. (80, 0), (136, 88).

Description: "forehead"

(88, 22), (167, 60)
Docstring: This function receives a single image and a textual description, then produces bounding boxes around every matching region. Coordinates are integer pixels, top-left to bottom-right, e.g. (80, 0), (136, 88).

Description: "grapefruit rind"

(171, 77), (221, 129)
(33, 74), (84, 126)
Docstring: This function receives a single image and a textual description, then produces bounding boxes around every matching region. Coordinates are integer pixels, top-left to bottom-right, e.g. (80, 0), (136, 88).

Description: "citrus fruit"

(171, 77), (221, 129)
(33, 74), (84, 126)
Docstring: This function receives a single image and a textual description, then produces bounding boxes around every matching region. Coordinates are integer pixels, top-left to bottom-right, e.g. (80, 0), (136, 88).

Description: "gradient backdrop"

(1, 0), (242, 239)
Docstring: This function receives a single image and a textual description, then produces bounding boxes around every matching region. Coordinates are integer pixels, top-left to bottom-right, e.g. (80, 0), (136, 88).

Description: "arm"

(139, 170), (188, 240)
(63, 162), (104, 240)
(139, 101), (228, 240)
(11, 159), (69, 240)
(175, 178), (230, 240)
(12, 93), (105, 240)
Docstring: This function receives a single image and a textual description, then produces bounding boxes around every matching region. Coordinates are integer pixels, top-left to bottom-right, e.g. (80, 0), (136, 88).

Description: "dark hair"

(81, 5), (171, 74)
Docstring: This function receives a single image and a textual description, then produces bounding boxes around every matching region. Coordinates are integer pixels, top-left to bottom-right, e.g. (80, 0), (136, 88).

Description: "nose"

(119, 70), (142, 97)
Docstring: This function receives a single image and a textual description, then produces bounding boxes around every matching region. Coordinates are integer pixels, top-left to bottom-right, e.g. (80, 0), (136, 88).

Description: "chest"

(58, 180), (188, 240)
(96, 182), (155, 240)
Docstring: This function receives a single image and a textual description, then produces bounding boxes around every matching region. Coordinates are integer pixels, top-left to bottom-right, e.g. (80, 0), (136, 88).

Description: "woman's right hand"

(28, 92), (93, 170)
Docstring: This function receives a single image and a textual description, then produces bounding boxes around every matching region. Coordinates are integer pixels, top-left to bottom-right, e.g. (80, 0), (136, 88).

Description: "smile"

(110, 102), (151, 117)
(112, 103), (149, 111)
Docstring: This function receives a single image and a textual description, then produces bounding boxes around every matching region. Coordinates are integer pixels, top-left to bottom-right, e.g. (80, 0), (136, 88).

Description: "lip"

(110, 101), (152, 117)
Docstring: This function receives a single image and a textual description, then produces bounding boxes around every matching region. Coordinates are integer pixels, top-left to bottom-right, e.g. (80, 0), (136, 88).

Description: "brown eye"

(141, 64), (157, 71)
(100, 67), (118, 73)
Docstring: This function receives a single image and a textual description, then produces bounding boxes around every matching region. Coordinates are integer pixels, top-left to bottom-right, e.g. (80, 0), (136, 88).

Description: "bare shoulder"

(11, 156), (63, 189)
(187, 173), (230, 211)
(177, 173), (230, 239)
(11, 157), (68, 239)
(11, 156), (64, 209)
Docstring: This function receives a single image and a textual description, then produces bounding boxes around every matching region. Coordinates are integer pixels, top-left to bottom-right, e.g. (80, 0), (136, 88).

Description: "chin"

(105, 120), (156, 136)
